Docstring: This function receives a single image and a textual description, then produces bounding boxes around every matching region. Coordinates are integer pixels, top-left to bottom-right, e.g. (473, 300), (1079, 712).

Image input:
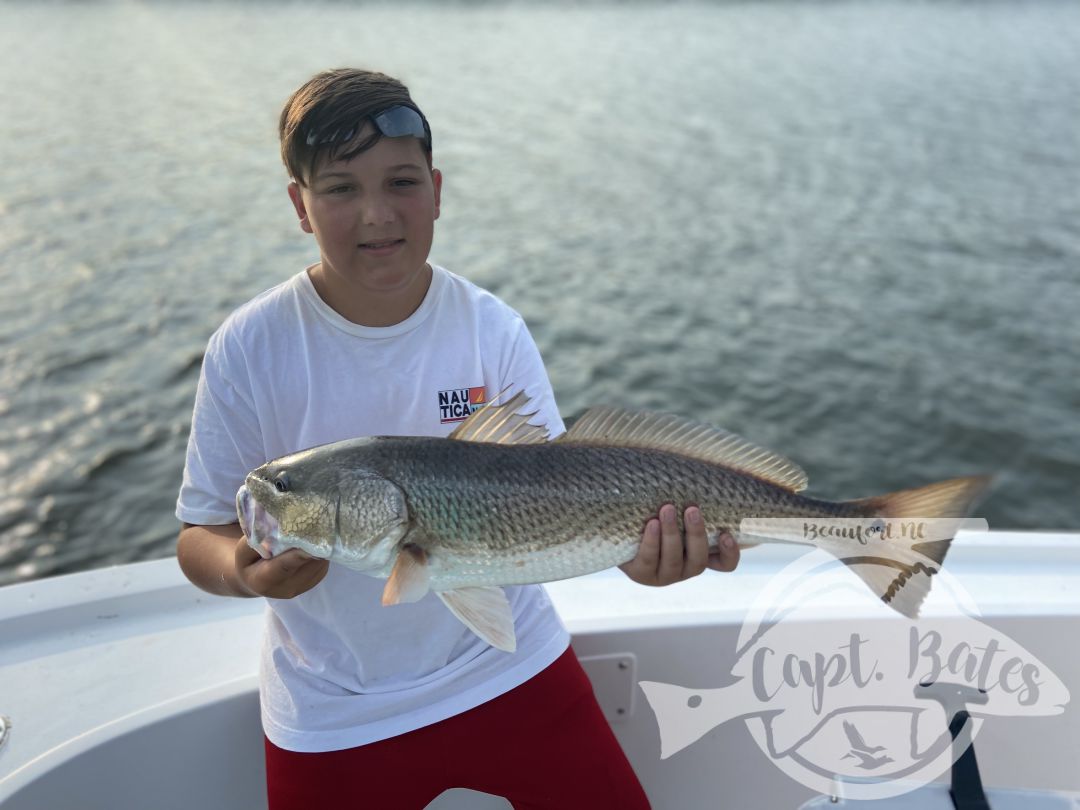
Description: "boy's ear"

(287, 181), (314, 234)
(431, 168), (442, 221)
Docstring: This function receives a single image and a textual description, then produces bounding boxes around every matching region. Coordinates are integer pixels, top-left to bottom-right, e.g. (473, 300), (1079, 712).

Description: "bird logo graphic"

(840, 720), (894, 769)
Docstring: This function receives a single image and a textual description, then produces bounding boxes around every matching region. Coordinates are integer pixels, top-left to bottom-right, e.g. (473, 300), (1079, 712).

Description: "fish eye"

(274, 472), (291, 493)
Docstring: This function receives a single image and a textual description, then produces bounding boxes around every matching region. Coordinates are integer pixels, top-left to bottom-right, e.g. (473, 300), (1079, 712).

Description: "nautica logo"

(439, 386), (486, 424)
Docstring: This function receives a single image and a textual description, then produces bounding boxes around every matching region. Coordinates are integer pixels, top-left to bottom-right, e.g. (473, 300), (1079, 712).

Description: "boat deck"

(2, 531), (1079, 808)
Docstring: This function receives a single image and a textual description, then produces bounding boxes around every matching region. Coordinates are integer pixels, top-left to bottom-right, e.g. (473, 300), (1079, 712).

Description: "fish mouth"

(236, 485), (283, 559)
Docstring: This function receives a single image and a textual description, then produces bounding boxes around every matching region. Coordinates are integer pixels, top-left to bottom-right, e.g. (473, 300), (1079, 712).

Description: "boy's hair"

(279, 68), (432, 187)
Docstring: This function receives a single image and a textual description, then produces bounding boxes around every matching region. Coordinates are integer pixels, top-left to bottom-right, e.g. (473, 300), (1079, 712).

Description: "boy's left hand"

(619, 505), (739, 586)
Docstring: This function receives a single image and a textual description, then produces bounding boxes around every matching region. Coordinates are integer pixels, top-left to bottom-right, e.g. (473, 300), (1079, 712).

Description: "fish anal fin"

(437, 586), (517, 652)
(558, 406), (808, 492)
(382, 544), (430, 605)
(447, 388), (550, 445)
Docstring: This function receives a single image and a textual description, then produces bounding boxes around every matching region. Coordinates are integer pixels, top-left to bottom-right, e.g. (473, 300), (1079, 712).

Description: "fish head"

(237, 439), (409, 571)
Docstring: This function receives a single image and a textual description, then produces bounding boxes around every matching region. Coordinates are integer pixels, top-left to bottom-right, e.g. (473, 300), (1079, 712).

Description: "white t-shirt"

(176, 264), (571, 752)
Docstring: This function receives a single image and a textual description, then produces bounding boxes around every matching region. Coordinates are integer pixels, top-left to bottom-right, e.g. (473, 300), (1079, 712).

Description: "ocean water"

(1, 0), (1078, 586)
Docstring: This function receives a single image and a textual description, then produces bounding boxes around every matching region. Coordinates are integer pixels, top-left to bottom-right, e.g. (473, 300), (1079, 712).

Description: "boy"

(176, 68), (739, 809)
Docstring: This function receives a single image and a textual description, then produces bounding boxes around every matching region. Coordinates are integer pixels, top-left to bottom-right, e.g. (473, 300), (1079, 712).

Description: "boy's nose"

(359, 195), (394, 226)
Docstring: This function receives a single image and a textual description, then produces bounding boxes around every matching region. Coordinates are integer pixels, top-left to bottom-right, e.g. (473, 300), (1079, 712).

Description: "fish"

(235, 391), (990, 652)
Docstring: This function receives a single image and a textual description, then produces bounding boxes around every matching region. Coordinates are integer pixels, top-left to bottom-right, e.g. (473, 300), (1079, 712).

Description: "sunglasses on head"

(304, 105), (431, 151)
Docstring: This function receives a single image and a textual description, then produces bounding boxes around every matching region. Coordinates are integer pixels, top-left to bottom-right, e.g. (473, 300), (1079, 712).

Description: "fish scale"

(359, 438), (849, 588)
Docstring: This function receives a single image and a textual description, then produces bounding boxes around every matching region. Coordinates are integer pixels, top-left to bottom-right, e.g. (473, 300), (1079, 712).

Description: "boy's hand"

(619, 505), (739, 586)
(234, 537), (330, 599)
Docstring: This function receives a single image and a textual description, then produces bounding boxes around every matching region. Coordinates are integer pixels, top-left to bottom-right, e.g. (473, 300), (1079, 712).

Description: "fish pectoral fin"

(382, 544), (430, 605)
(436, 586), (517, 653)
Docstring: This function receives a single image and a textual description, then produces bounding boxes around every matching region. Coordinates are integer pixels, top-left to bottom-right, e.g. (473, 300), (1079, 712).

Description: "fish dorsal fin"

(558, 406), (809, 492)
(447, 389), (550, 445)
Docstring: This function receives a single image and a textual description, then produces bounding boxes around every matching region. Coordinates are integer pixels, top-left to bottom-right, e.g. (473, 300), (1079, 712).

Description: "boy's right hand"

(233, 537), (330, 599)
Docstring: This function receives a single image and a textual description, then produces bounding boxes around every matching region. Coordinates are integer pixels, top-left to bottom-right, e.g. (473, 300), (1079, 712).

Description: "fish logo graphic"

(438, 386), (487, 424)
(640, 534), (1070, 801)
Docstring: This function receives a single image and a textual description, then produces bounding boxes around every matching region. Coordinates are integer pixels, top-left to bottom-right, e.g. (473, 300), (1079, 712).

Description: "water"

(1, 1), (1078, 586)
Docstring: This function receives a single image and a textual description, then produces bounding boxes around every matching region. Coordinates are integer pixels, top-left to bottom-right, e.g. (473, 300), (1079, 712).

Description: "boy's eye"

(391, 178), (417, 188)
(328, 185), (353, 194)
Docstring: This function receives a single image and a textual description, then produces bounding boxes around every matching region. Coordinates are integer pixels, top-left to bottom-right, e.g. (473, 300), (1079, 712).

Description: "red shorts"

(264, 646), (651, 810)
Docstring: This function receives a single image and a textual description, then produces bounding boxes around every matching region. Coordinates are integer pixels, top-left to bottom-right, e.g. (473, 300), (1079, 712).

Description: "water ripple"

(1, 0), (1078, 585)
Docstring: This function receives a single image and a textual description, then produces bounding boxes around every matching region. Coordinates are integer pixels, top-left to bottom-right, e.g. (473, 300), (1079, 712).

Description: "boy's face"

(288, 127), (441, 298)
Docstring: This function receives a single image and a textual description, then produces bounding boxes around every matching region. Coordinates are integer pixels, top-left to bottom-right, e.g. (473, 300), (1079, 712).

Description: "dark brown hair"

(279, 68), (432, 187)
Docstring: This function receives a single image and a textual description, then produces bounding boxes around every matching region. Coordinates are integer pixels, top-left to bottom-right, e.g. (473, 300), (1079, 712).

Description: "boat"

(2, 530), (1079, 809)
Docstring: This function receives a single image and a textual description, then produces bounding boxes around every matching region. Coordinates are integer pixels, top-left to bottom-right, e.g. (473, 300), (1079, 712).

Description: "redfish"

(237, 392), (989, 652)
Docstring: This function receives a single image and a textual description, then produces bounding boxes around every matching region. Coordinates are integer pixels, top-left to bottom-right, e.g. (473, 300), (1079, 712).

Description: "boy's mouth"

(359, 238), (405, 254)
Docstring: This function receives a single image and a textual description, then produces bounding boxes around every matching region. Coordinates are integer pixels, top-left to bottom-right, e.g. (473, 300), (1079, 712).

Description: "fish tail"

(840, 475), (992, 618)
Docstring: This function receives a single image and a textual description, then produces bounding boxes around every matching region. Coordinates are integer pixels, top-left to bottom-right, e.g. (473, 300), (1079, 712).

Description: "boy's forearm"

(177, 522), (255, 597)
